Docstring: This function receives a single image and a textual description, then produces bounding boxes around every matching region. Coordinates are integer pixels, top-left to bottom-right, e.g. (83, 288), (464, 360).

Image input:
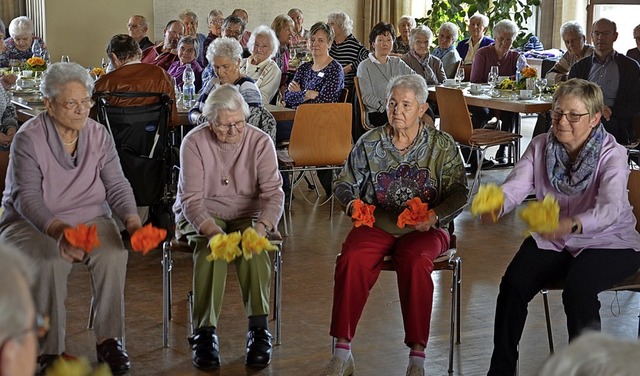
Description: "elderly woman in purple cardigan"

(0, 62), (141, 375)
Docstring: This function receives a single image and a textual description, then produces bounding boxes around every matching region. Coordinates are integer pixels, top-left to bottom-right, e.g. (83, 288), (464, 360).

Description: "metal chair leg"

(456, 258), (462, 343)
(273, 244), (283, 345)
(162, 241), (173, 348)
(542, 289), (555, 354)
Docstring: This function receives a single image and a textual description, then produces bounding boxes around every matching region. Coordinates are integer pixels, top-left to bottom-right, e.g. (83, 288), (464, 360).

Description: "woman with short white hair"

(328, 11), (369, 94)
(401, 26), (446, 85)
(0, 16), (48, 67)
(456, 13), (493, 64)
(240, 25), (282, 104)
(393, 15), (416, 55)
(432, 22), (462, 78)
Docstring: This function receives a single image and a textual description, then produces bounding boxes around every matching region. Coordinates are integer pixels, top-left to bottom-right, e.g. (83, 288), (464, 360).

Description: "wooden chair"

(435, 86), (522, 196)
(338, 87), (350, 103)
(278, 103), (353, 216)
(539, 168), (640, 354)
(353, 77), (374, 131)
(161, 234), (284, 347)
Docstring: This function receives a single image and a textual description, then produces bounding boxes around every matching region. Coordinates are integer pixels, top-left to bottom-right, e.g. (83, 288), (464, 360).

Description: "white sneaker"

(406, 363), (426, 376)
(322, 354), (355, 376)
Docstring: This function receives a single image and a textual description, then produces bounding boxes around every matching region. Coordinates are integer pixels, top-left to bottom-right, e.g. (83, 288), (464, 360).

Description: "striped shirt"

(330, 34), (369, 90)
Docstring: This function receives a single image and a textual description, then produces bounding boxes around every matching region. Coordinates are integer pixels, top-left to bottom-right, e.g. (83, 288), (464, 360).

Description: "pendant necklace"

(212, 141), (236, 186)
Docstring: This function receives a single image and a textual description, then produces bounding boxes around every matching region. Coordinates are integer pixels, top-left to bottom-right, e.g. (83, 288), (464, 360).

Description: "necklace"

(389, 124), (422, 152)
(63, 137), (78, 146)
(211, 140), (238, 186)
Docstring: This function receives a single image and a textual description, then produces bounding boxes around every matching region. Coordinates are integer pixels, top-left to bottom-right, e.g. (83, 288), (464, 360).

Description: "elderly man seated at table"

(127, 15), (154, 51)
(0, 16), (48, 68)
(141, 19), (185, 70)
(401, 26), (446, 85)
(0, 62), (143, 375)
(569, 18), (640, 145)
(94, 34), (178, 126)
(546, 21), (594, 85)
(457, 13), (494, 65)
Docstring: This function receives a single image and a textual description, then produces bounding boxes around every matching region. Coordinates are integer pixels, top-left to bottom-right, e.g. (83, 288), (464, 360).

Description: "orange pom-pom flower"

(240, 227), (278, 260)
(351, 199), (376, 228)
(64, 224), (101, 253)
(130, 224), (167, 255)
(397, 197), (432, 228)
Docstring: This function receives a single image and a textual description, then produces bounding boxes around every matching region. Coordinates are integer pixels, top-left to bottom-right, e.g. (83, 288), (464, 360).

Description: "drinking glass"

(489, 66), (499, 80)
(61, 55), (70, 63)
(488, 72), (499, 95)
(535, 78), (547, 99)
(455, 67), (465, 86)
(31, 40), (43, 58)
(101, 57), (108, 69)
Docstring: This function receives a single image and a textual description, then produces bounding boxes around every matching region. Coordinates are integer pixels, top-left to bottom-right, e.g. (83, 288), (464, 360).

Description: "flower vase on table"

(517, 66), (537, 90)
(25, 56), (47, 72)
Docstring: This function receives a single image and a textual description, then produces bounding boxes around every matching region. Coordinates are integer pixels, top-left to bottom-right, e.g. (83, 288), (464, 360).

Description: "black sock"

(248, 315), (268, 330)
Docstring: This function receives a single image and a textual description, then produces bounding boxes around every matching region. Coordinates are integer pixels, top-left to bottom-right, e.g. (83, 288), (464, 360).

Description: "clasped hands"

(287, 81), (319, 101)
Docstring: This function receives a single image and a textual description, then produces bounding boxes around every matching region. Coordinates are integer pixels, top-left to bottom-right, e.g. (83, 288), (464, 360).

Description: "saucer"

(518, 96), (533, 100)
(469, 90), (483, 95)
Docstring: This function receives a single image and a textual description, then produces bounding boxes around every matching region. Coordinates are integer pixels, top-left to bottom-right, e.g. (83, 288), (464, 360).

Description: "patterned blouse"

(335, 124), (468, 235)
(284, 59), (344, 109)
(0, 37), (48, 68)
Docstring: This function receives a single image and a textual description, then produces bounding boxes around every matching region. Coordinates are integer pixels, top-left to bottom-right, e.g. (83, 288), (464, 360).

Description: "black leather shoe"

(245, 327), (273, 367)
(96, 338), (131, 374)
(188, 327), (220, 370)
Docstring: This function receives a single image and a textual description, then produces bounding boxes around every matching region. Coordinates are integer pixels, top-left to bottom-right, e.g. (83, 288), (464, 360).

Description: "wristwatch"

(570, 219), (579, 233)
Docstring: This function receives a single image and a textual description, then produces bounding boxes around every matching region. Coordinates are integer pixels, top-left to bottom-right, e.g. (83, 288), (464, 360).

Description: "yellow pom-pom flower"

(46, 356), (111, 376)
(207, 232), (242, 262)
(241, 227), (278, 260)
(519, 194), (560, 235)
(471, 183), (505, 222)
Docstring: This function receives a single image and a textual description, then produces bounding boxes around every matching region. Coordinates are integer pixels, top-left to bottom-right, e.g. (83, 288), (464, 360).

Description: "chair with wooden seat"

(277, 103), (353, 217)
(539, 168), (640, 354)
(353, 77), (374, 132)
(435, 86), (522, 197)
(161, 234), (284, 347)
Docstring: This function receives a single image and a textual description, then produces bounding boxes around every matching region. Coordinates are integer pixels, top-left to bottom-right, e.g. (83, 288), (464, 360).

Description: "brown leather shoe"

(96, 338), (131, 374)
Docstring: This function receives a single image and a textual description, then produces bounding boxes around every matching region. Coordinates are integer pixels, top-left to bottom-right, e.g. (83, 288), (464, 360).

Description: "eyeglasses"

(550, 109), (590, 123)
(1, 313), (49, 347)
(57, 98), (94, 110)
(591, 31), (613, 38)
(414, 40), (430, 46)
(212, 120), (245, 131)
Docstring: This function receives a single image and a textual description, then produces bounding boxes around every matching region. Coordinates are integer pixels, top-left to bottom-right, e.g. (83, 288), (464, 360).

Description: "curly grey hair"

(492, 19), (519, 39)
(8, 16), (33, 38)
(41, 62), (94, 100)
(203, 84), (250, 124)
(439, 22), (459, 41)
(178, 9), (198, 23)
(206, 37), (243, 66)
(409, 25), (433, 47)
(386, 74), (428, 104)
(469, 13), (490, 28)
(247, 25), (279, 59)
(328, 12), (353, 36)
(398, 16), (416, 29)
(560, 21), (585, 39)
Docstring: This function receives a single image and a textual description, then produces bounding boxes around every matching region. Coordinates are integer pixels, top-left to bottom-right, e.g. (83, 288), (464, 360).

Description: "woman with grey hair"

(0, 62), (141, 374)
(0, 16), (48, 67)
(328, 11), (369, 95)
(240, 25), (282, 104)
(401, 25), (446, 84)
(469, 19), (527, 163)
(168, 35), (204, 92)
(178, 9), (207, 66)
(456, 13), (494, 64)
(190, 37), (275, 141)
(432, 22), (462, 78)
(546, 21), (594, 84)
(393, 15), (416, 55)
(174, 84), (283, 370)
(324, 73), (467, 376)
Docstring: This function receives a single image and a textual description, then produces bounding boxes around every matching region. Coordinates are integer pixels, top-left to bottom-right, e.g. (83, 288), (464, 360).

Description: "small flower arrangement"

(25, 56), (47, 72)
(207, 227), (278, 262)
(397, 197), (433, 229)
(516, 66), (538, 89)
(91, 67), (105, 78)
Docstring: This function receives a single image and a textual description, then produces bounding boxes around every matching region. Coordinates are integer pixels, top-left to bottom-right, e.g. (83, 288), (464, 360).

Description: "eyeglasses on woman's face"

(211, 120), (246, 132)
(550, 109), (590, 123)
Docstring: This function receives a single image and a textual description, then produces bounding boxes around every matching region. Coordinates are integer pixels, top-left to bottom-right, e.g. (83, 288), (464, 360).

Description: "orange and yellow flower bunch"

(397, 197), (433, 229)
(471, 183), (505, 222)
(91, 67), (106, 78)
(207, 227), (278, 262)
(351, 199), (376, 228)
(240, 227), (278, 260)
(519, 194), (560, 235)
(521, 66), (538, 79)
(130, 224), (167, 255)
(64, 224), (101, 253)
(26, 56), (47, 71)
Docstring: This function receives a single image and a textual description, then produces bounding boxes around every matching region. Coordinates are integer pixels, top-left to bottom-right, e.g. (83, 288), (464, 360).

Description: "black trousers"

(487, 237), (640, 376)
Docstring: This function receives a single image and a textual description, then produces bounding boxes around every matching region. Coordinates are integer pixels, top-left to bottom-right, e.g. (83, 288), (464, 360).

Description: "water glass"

(455, 67), (465, 86)
(61, 55), (70, 63)
(490, 66), (499, 80)
(31, 40), (43, 58)
(535, 78), (547, 99)
(488, 72), (498, 91)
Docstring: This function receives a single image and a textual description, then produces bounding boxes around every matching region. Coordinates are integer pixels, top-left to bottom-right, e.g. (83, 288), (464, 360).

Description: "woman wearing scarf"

(482, 78), (640, 375)
(401, 26), (446, 85)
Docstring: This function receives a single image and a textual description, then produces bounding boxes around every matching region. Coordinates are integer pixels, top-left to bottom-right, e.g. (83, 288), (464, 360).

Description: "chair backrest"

(435, 86), (474, 144)
(288, 103), (353, 167)
(338, 88), (350, 103)
(629, 169), (640, 233)
(353, 77), (373, 131)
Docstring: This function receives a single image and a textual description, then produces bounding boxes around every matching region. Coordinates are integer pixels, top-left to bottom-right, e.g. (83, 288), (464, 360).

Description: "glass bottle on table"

(182, 65), (196, 108)
(31, 40), (43, 58)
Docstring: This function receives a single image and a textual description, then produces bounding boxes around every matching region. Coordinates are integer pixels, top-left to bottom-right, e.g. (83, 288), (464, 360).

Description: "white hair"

(41, 62), (94, 100)
(398, 15), (416, 29)
(469, 13), (489, 28)
(203, 84), (250, 123)
(560, 21), (586, 39)
(328, 11), (353, 36)
(8, 16), (34, 38)
(492, 19), (519, 39)
(247, 25), (279, 59)
(439, 22), (459, 41)
(409, 25), (433, 46)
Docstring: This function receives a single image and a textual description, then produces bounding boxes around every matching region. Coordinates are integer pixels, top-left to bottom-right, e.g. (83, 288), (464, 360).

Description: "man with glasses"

(569, 18), (640, 145)
(222, 15), (251, 58)
(127, 15), (153, 51)
(141, 19), (185, 70)
(0, 244), (40, 376)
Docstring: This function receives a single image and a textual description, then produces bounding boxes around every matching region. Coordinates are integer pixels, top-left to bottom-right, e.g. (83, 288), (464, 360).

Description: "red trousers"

(330, 225), (450, 348)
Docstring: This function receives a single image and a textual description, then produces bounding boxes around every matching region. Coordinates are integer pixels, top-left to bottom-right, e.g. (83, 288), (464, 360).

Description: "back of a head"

(540, 332), (640, 376)
(0, 243), (34, 344)
(107, 34), (142, 62)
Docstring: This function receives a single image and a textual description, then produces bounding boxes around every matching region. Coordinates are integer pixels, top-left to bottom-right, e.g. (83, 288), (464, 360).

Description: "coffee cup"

(519, 89), (533, 99)
(470, 84), (482, 94)
(443, 78), (457, 87)
(21, 70), (33, 78)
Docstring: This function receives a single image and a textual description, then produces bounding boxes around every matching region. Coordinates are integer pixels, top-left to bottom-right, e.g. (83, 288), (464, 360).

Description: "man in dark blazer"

(569, 18), (640, 145)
